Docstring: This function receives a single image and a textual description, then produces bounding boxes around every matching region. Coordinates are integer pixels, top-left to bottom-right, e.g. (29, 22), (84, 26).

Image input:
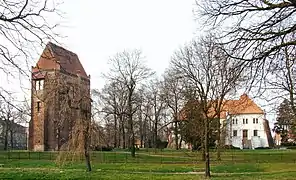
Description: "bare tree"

(142, 79), (166, 149)
(97, 81), (129, 148)
(106, 49), (154, 157)
(197, 0), (296, 61)
(197, 0), (296, 121)
(171, 36), (244, 178)
(0, 98), (27, 150)
(0, 0), (62, 104)
(162, 69), (185, 150)
(0, 99), (15, 150)
(263, 43), (296, 135)
(266, 44), (296, 114)
(134, 87), (146, 148)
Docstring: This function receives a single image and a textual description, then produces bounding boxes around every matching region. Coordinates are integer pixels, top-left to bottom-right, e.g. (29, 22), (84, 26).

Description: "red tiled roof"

(180, 94), (264, 120)
(221, 94), (264, 118)
(33, 42), (88, 78)
(32, 70), (46, 79)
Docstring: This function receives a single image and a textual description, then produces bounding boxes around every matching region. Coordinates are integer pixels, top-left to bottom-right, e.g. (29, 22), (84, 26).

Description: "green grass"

(0, 149), (296, 179)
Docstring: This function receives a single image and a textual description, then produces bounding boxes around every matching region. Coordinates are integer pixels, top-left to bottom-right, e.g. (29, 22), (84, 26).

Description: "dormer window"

(35, 79), (44, 91)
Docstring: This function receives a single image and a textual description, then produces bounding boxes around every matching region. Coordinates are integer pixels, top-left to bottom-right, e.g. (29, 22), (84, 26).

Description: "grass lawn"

(0, 149), (296, 179)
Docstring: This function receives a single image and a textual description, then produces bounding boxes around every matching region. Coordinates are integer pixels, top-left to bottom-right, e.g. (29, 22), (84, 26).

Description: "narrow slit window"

(37, 102), (41, 112)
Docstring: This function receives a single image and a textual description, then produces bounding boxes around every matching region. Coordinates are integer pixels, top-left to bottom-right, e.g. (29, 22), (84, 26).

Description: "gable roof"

(221, 94), (264, 118)
(180, 94), (264, 120)
(33, 42), (88, 78)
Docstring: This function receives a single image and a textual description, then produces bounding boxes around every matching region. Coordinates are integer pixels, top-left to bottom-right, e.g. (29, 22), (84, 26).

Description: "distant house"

(178, 94), (273, 149)
(222, 94), (273, 149)
(0, 120), (28, 150)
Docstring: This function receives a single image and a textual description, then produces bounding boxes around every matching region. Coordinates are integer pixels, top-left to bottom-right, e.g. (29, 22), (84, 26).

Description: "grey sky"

(0, 0), (278, 125)
(59, 0), (198, 89)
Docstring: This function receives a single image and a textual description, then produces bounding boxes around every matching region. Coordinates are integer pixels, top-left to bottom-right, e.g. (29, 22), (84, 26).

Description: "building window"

(35, 79), (44, 91)
(254, 130), (258, 136)
(236, 119), (238, 124)
(37, 102), (41, 112)
(232, 119), (235, 124)
(256, 118), (258, 124)
(246, 118), (248, 124)
(243, 119), (245, 124)
(253, 118), (255, 124)
(233, 130), (237, 137)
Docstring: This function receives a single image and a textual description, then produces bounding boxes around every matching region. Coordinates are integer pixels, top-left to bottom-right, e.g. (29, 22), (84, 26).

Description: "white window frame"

(35, 79), (44, 91)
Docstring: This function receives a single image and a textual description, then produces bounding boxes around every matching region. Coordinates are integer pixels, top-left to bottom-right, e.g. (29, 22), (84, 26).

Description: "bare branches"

(107, 49), (154, 90)
(105, 49), (154, 157)
(171, 35), (245, 178)
(0, 0), (62, 106)
(197, 0), (296, 62)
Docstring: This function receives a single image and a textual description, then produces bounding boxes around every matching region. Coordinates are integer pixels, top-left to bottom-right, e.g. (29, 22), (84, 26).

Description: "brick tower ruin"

(29, 42), (91, 151)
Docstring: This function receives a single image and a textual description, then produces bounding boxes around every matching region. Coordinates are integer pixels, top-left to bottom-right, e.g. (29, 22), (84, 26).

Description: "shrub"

(94, 146), (113, 151)
(254, 147), (271, 150)
(286, 146), (296, 149)
(222, 145), (240, 150)
(281, 142), (296, 147)
(156, 140), (168, 150)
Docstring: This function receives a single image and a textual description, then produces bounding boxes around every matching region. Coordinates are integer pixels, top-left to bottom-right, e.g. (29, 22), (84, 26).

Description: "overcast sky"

(58, 0), (198, 90)
(1, 0), (277, 124)
(56, 0), (277, 122)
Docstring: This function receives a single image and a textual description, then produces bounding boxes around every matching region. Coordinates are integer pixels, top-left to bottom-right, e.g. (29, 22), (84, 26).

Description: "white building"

(222, 94), (273, 149)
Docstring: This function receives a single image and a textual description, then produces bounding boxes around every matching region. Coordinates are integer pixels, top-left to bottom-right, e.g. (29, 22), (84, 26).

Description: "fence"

(1, 149), (296, 164)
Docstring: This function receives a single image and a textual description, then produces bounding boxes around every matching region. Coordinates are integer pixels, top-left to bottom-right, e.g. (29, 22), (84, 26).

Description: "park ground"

(1, 149), (296, 179)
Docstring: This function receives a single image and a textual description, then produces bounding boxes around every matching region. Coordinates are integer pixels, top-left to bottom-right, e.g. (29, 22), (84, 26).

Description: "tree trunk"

(4, 121), (9, 150)
(129, 118), (135, 157)
(114, 113), (117, 148)
(139, 110), (144, 148)
(201, 140), (205, 161)
(121, 116), (126, 149)
(143, 117), (147, 148)
(118, 125), (121, 148)
(217, 117), (221, 161)
(84, 118), (92, 172)
(119, 115), (125, 149)
(10, 129), (13, 150)
(178, 134), (182, 149)
(154, 119), (158, 149)
(174, 120), (178, 150)
(128, 92), (135, 157)
(204, 117), (211, 178)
